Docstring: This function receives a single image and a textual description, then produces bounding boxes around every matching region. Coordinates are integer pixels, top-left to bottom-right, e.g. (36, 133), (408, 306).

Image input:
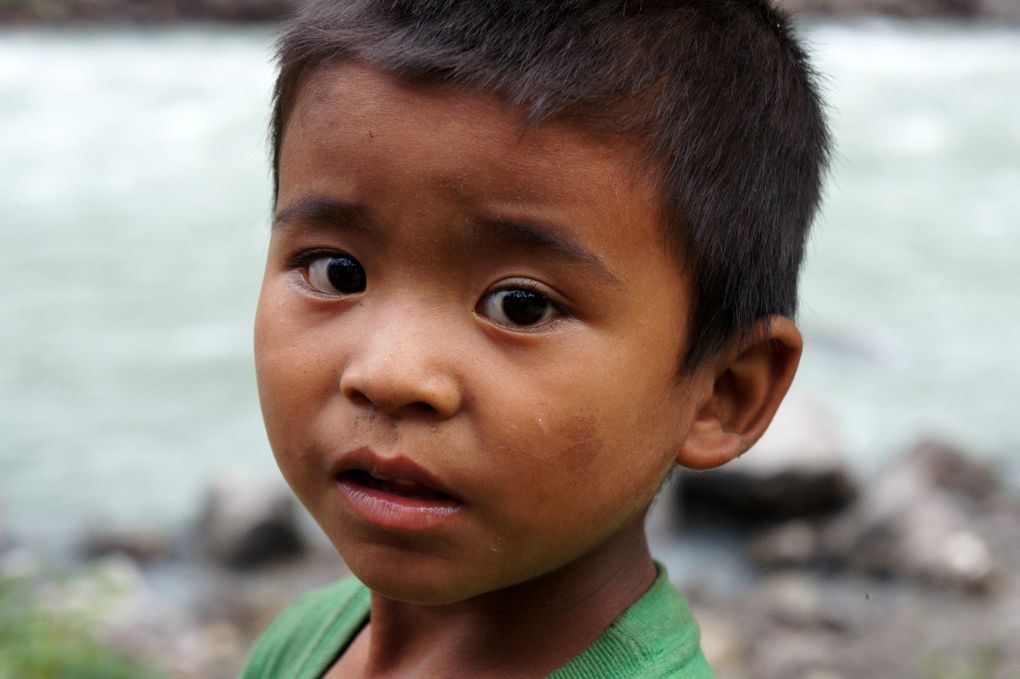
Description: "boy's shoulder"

(241, 565), (716, 679)
(240, 575), (370, 679)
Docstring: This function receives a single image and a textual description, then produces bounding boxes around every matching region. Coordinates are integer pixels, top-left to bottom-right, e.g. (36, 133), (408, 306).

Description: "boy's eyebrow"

(274, 195), (620, 286)
(474, 216), (621, 286)
(273, 196), (374, 233)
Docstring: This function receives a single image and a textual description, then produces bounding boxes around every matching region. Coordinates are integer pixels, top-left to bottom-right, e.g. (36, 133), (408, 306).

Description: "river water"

(1, 22), (1018, 550)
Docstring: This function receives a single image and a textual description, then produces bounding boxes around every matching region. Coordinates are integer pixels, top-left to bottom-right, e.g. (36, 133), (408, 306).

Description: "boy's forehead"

(285, 62), (654, 203)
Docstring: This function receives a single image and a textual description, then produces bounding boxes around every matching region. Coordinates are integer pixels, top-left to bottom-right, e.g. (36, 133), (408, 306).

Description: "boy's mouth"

(334, 452), (465, 531)
(340, 469), (455, 502)
(332, 447), (466, 532)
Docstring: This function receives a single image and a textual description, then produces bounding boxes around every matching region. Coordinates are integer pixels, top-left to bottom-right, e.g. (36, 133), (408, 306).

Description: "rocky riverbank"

(675, 437), (1020, 679)
(1, 0), (1019, 24)
(2, 407), (1018, 679)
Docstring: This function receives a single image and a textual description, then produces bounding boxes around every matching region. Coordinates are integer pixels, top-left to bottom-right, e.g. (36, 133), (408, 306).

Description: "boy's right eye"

(301, 252), (367, 295)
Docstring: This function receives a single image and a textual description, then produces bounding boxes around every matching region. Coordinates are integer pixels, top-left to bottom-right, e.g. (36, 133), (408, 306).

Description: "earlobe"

(675, 316), (802, 471)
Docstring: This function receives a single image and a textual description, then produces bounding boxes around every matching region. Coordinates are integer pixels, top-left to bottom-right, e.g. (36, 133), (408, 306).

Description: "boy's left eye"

(302, 252), (367, 295)
(476, 284), (564, 328)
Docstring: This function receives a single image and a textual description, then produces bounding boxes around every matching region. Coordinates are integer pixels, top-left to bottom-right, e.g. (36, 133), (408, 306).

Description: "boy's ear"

(677, 316), (802, 471)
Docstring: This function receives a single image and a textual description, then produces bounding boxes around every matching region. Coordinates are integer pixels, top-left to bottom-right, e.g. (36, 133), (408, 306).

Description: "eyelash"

(287, 248), (366, 297)
(478, 280), (569, 329)
(286, 248), (338, 272)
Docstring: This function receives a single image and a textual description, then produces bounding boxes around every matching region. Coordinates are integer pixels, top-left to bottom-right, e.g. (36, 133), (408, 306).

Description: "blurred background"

(1, 1), (1018, 678)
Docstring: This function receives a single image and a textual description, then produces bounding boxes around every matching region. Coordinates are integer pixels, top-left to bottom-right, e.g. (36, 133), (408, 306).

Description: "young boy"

(244, 1), (829, 677)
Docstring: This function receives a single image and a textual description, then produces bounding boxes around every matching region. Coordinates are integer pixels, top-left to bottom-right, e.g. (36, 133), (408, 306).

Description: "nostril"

(343, 384), (437, 416)
(403, 401), (440, 417)
(344, 387), (374, 408)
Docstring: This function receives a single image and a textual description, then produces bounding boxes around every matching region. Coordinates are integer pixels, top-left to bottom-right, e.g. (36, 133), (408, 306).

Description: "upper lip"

(334, 446), (461, 501)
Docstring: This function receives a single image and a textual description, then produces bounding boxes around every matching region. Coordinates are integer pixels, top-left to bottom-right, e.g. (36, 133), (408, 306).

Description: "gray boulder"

(197, 476), (306, 570)
(80, 525), (174, 564)
(748, 519), (824, 570)
(819, 441), (999, 593)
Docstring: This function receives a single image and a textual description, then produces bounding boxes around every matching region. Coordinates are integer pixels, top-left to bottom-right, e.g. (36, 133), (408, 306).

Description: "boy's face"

(255, 63), (711, 604)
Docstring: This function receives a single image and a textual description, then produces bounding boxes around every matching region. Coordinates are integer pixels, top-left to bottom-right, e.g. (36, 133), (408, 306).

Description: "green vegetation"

(924, 644), (1003, 679)
(0, 573), (164, 679)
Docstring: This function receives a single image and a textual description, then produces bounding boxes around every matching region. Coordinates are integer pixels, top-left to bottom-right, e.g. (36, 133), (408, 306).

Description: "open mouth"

(333, 449), (465, 530)
(340, 469), (456, 502)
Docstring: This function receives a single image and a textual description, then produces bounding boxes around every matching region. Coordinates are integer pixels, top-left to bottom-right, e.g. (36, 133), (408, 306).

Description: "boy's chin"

(338, 538), (546, 607)
(346, 555), (490, 606)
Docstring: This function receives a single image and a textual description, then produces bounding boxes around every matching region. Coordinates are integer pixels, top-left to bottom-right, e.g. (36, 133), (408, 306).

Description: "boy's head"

(254, 0), (828, 604)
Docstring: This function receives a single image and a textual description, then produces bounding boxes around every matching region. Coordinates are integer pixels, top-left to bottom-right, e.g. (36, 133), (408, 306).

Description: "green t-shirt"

(240, 565), (717, 678)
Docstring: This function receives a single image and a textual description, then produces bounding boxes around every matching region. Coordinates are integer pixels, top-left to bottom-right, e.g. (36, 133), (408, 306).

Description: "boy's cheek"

(252, 287), (286, 378)
(253, 315), (317, 448)
(254, 285), (317, 384)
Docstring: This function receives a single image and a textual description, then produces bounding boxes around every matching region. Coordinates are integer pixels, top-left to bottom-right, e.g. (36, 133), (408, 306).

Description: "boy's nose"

(338, 316), (463, 420)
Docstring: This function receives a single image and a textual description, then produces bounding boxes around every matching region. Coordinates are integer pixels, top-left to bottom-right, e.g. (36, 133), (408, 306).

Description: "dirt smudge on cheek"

(560, 414), (603, 475)
(516, 413), (602, 471)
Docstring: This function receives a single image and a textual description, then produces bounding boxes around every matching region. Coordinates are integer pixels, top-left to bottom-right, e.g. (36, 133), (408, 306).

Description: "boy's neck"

(339, 519), (656, 679)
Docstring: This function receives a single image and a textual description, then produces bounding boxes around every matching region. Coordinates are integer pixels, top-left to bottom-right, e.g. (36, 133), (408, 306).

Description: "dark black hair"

(270, 0), (830, 371)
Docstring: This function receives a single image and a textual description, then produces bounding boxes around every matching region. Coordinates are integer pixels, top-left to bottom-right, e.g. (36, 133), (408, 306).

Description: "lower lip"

(336, 478), (464, 532)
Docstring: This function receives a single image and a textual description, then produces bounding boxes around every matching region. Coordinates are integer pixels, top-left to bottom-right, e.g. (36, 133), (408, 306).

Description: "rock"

(36, 554), (144, 618)
(80, 526), (174, 564)
(188, 0), (294, 21)
(679, 393), (857, 522)
(755, 573), (851, 632)
(0, 547), (42, 580)
(197, 476), (306, 570)
(748, 520), (823, 570)
(819, 442), (999, 593)
(695, 609), (749, 675)
(800, 671), (849, 679)
(981, 0), (1020, 21)
(907, 439), (1002, 510)
(95, 571), (248, 679)
(750, 629), (844, 679)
